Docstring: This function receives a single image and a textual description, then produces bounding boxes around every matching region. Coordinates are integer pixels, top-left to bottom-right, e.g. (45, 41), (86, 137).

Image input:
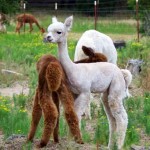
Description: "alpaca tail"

(37, 55), (62, 92)
(121, 69), (132, 98)
(45, 62), (62, 91)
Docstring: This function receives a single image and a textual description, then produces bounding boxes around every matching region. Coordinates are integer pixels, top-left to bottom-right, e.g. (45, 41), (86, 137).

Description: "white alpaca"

(74, 30), (117, 64)
(45, 16), (129, 150)
(74, 30), (117, 119)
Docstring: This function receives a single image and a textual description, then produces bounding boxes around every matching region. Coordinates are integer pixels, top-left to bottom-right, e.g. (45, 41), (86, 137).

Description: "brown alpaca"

(74, 46), (107, 63)
(15, 13), (45, 34)
(27, 54), (84, 148)
(27, 47), (107, 148)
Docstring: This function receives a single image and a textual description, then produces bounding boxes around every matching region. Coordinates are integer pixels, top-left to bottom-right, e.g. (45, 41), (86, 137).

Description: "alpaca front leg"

(108, 95), (128, 150)
(74, 92), (91, 127)
(15, 22), (23, 34)
(27, 89), (42, 142)
(29, 23), (33, 33)
(37, 95), (58, 148)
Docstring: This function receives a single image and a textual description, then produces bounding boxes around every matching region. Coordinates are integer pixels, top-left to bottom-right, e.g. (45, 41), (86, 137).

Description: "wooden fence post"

(55, 3), (58, 17)
(94, 1), (97, 30)
(23, 2), (26, 34)
(136, 0), (139, 42)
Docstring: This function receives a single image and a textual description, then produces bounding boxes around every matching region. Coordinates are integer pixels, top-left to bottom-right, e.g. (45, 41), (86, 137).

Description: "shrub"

(0, 0), (20, 14)
(140, 11), (150, 36)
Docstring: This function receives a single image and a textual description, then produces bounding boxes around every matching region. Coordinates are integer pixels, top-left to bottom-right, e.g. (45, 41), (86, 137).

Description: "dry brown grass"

(97, 19), (137, 25)
(69, 32), (137, 41)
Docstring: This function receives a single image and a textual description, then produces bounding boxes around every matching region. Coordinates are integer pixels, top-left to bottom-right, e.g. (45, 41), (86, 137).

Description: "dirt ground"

(0, 77), (149, 150)
(0, 81), (29, 97)
(0, 134), (98, 150)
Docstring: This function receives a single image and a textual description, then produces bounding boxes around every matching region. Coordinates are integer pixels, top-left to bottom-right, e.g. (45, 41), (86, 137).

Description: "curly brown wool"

(74, 46), (107, 63)
(27, 55), (83, 148)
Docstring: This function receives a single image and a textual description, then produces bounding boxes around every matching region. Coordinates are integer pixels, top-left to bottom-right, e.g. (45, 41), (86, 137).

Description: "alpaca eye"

(57, 31), (61, 34)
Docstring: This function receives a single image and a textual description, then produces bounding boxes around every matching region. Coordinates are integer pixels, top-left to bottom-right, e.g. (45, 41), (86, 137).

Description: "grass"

(0, 95), (30, 138)
(5, 13), (137, 35)
(1, 93), (150, 149)
(0, 14), (150, 149)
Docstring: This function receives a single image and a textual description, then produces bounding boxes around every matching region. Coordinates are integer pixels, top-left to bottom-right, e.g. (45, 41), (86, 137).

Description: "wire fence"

(21, 1), (149, 20)
(16, 0), (150, 39)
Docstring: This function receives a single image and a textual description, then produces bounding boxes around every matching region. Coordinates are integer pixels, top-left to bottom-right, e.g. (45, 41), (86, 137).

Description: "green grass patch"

(0, 95), (30, 138)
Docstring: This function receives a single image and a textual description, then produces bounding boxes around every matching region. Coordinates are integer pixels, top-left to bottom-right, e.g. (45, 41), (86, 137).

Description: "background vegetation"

(0, 1), (150, 149)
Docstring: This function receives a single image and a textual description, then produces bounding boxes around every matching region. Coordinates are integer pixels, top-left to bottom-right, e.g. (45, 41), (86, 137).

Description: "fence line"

(23, 2), (148, 20)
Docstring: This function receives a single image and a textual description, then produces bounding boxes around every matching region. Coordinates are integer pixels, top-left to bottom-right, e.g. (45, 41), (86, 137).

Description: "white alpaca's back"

(74, 30), (117, 64)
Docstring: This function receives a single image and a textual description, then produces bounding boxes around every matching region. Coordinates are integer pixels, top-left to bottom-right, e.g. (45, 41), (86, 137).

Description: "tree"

(127, 0), (150, 35)
(128, 0), (150, 12)
(0, 0), (20, 14)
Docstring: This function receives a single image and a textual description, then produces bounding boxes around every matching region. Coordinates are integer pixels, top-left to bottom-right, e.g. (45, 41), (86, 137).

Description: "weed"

(0, 96), (30, 138)
(90, 102), (98, 119)
(81, 119), (91, 142)
(94, 116), (109, 146)
(143, 94), (150, 135)
(59, 116), (68, 137)
(13, 94), (27, 108)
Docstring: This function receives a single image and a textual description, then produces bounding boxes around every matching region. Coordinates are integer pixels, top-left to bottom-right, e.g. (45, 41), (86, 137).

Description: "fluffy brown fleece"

(27, 55), (83, 148)
(15, 13), (45, 34)
(27, 47), (107, 148)
(74, 46), (107, 63)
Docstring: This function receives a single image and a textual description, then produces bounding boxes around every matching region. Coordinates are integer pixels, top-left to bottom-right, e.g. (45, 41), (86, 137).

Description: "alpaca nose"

(47, 36), (51, 40)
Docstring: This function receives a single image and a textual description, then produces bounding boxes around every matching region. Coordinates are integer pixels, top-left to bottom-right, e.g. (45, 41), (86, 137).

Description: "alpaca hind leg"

(52, 92), (60, 143)
(108, 95), (128, 150)
(29, 23), (33, 33)
(27, 89), (42, 141)
(101, 91), (117, 149)
(37, 94), (58, 148)
(57, 83), (83, 144)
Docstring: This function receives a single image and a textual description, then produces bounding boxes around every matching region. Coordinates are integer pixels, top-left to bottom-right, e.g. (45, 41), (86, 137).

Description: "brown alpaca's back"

(74, 46), (108, 63)
(17, 14), (37, 23)
(15, 13), (45, 34)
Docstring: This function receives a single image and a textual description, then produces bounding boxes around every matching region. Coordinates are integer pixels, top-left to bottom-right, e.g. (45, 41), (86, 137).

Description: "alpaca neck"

(58, 39), (75, 72)
(35, 21), (41, 30)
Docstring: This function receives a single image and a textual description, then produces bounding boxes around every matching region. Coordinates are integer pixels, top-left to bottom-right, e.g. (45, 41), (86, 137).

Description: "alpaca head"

(40, 27), (45, 33)
(44, 16), (73, 43)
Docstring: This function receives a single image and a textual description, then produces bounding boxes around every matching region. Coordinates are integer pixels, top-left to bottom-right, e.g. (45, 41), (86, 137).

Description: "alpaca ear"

(52, 16), (58, 23)
(64, 16), (73, 31)
(82, 46), (94, 57)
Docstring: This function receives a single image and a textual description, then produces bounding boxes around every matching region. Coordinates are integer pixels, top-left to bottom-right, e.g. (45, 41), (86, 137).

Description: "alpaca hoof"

(75, 138), (84, 144)
(26, 137), (33, 143)
(54, 139), (59, 143)
(85, 114), (92, 120)
(82, 113), (91, 120)
(77, 140), (84, 144)
(36, 141), (47, 148)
